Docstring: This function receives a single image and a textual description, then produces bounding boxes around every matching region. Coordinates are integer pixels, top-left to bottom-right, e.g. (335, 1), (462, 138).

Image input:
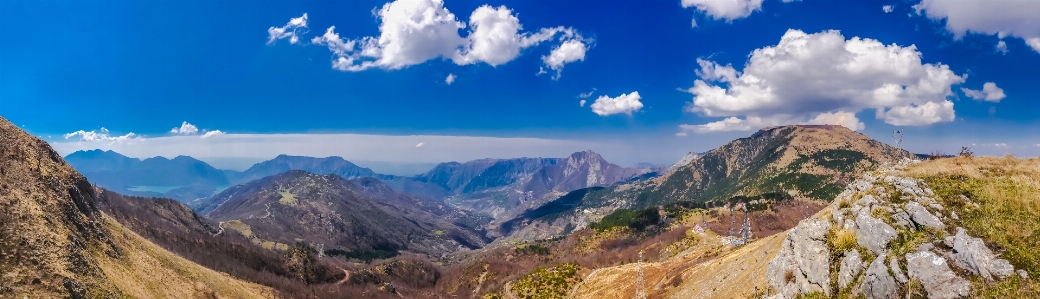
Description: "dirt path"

(211, 221), (225, 237)
(569, 268), (605, 298)
(336, 268), (351, 285)
(260, 203), (272, 219)
(503, 282), (520, 299)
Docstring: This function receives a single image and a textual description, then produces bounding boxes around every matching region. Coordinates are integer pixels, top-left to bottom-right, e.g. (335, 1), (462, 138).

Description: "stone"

(839, 250), (864, 289)
(1018, 270), (1029, 279)
(854, 210), (898, 255)
(950, 211), (959, 220)
(906, 250), (971, 299)
(890, 209), (913, 228)
(766, 218), (832, 298)
(951, 227), (1016, 281)
(944, 236), (956, 248)
(905, 201), (944, 229)
(889, 255), (908, 284)
(861, 254), (899, 299)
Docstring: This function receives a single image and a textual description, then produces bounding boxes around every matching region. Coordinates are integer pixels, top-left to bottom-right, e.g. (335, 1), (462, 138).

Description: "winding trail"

(568, 268), (606, 298)
(260, 203), (273, 219)
(211, 221), (225, 237)
(336, 268), (351, 285)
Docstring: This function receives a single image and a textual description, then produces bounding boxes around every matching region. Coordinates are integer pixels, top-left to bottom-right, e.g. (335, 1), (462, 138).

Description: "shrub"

(591, 208), (660, 232)
(827, 228), (858, 254)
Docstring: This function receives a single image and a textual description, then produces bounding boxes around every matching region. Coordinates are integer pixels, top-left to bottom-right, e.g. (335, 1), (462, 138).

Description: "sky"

(2, 0), (1039, 174)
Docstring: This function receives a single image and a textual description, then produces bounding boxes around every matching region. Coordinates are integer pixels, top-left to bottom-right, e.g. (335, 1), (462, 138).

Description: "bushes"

(591, 208), (660, 232)
(511, 263), (581, 299)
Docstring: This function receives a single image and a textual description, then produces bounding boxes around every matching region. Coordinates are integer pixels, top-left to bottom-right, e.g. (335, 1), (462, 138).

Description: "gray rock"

(918, 243), (935, 253)
(951, 227), (1016, 281)
(906, 250), (971, 299)
(905, 201), (944, 229)
(854, 210), (898, 255)
(889, 255), (908, 284)
(890, 209), (913, 228)
(950, 211), (959, 220)
(944, 236), (956, 248)
(839, 250), (864, 289)
(861, 254), (899, 299)
(766, 218), (833, 298)
(1018, 270), (1029, 279)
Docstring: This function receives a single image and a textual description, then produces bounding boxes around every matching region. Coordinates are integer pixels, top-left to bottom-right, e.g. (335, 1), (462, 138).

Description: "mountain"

(202, 171), (489, 258)
(383, 151), (649, 221)
(227, 154), (378, 185)
(668, 151), (702, 171)
(63, 150), (229, 204)
(494, 125), (914, 241)
(0, 117), (271, 298)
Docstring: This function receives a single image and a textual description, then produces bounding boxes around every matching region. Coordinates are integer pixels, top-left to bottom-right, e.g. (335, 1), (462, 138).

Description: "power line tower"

(316, 243), (325, 259)
(741, 208), (752, 244)
(728, 204), (736, 238)
(635, 250), (646, 299)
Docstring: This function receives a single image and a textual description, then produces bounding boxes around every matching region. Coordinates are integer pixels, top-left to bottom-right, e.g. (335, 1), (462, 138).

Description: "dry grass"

(903, 156), (1040, 296)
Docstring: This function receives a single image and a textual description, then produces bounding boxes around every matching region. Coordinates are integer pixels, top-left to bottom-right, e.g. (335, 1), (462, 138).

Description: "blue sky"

(2, 0), (1039, 173)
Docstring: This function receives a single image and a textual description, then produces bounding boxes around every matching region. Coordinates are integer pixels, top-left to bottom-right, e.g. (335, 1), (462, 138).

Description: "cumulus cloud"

(267, 13), (308, 45)
(579, 100), (587, 107)
(445, 73), (456, 85)
(304, 0), (589, 77)
(681, 0), (764, 23)
(680, 29), (967, 134)
(416, 142), (425, 147)
(590, 92), (643, 116)
(883, 5), (894, 13)
(961, 82), (1006, 102)
(915, 0), (1040, 53)
(201, 130), (225, 138)
(170, 121), (199, 135)
(542, 38), (588, 79)
(996, 40), (1008, 54)
(63, 128), (140, 142)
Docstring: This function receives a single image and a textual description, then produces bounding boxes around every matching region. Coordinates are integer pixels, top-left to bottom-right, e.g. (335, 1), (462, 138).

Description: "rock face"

(906, 250), (971, 299)
(950, 227), (1016, 281)
(838, 250), (864, 289)
(766, 218), (832, 298)
(853, 210), (897, 255)
(889, 255), (908, 284)
(860, 254), (899, 299)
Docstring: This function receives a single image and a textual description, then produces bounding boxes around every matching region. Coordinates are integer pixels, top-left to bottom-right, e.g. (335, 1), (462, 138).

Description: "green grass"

(590, 208), (660, 232)
(277, 189), (297, 206)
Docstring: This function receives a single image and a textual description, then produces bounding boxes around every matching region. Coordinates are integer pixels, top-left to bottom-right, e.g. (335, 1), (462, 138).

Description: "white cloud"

(590, 92), (644, 116)
(170, 121), (199, 135)
(675, 132), (689, 137)
(804, 111), (866, 131)
(883, 5), (894, 13)
(875, 100), (956, 126)
(996, 40), (1008, 54)
(579, 88), (597, 99)
(201, 130), (225, 138)
(542, 38), (588, 80)
(995, 143), (1008, 147)
(681, 0), (764, 23)
(681, 29), (966, 134)
(915, 0), (1040, 53)
(416, 142), (425, 147)
(579, 99), (587, 107)
(63, 128), (140, 142)
(445, 73), (456, 85)
(961, 82), (1006, 102)
(267, 13), (308, 45)
(305, 0), (588, 77)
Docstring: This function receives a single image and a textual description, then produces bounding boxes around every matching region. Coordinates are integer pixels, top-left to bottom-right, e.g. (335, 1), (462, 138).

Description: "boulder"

(839, 250), (864, 289)
(890, 209), (913, 228)
(766, 218), (832, 298)
(860, 254), (899, 299)
(904, 201), (944, 229)
(854, 210), (898, 255)
(906, 250), (970, 299)
(950, 227), (1015, 281)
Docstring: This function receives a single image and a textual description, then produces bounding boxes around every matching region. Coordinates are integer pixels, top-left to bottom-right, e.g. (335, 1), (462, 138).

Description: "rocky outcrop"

(950, 227), (1015, 281)
(906, 250), (970, 299)
(766, 218), (832, 298)
(765, 159), (1024, 299)
(861, 254), (899, 299)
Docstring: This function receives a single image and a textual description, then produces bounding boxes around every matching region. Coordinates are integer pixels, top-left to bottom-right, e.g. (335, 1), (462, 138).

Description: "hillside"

(0, 117), (272, 298)
(492, 125), (911, 242)
(226, 154), (378, 185)
(566, 157), (1039, 298)
(203, 171), (489, 258)
(64, 150), (229, 204)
